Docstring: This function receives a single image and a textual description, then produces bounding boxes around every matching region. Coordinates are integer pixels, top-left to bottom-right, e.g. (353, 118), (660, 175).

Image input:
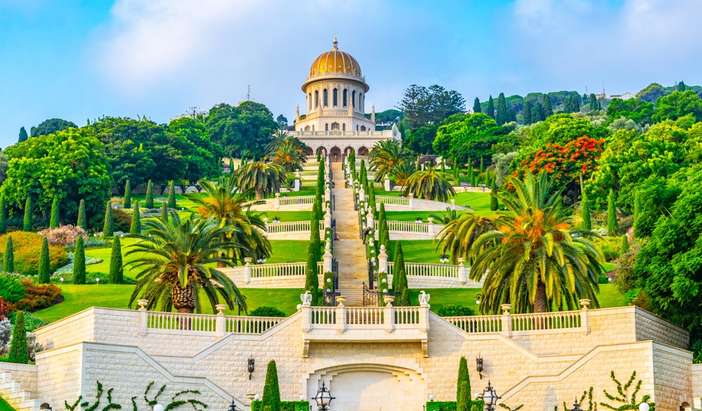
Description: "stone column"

(274, 193), (281, 210)
(244, 257), (253, 284)
(580, 299), (591, 335)
(384, 177), (391, 191)
(336, 301), (346, 334)
(324, 208), (332, 229)
(323, 245), (332, 273)
(138, 299), (149, 336)
(418, 291), (431, 333)
(457, 257), (467, 284)
(215, 304), (227, 337)
(384, 300), (395, 333)
(378, 245), (388, 273)
(408, 192), (414, 208)
(500, 304), (512, 337)
(367, 209), (374, 230)
(294, 171), (301, 192)
(427, 217), (435, 236)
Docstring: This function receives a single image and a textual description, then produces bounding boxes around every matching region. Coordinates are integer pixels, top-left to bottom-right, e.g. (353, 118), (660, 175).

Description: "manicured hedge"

(426, 400), (484, 411)
(251, 400), (309, 411)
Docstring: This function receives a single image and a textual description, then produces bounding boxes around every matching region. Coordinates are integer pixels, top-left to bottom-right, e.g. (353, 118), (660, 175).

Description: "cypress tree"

(3, 236), (14, 272)
(486, 96), (495, 119)
(532, 102), (545, 122)
(18, 127), (28, 143)
(633, 190), (642, 238)
(144, 180), (154, 209)
(495, 92), (508, 125)
(261, 360), (281, 411)
(523, 101), (532, 125)
(543, 95), (553, 117)
(160, 201), (168, 223)
(621, 235), (629, 255)
(457, 356), (473, 411)
(580, 177), (592, 231)
(167, 180), (177, 209)
(76, 199), (87, 229)
(49, 197), (60, 228)
(472, 97), (481, 113)
(310, 216), (321, 261)
(589, 93), (600, 111)
(102, 201), (113, 237)
(304, 241), (319, 305)
(607, 189), (618, 236)
(22, 196), (32, 231)
(0, 197), (6, 234)
(490, 181), (498, 211)
(130, 201), (141, 234)
(73, 236), (86, 284)
(109, 236), (123, 284)
(123, 180), (132, 209)
(392, 242), (409, 305)
(39, 237), (51, 284)
(378, 203), (390, 250)
(8, 311), (28, 364)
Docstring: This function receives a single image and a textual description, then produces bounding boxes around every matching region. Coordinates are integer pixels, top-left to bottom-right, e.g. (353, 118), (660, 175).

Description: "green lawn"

(34, 284), (303, 324)
(409, 284), (627, 315)
(261, 211), (314, 222)
(388, 240), (441, 262)
(267, 240), (310, 263)
(385, 211), (450, 222)
(0, 397), (15, 411)
(452, 192), (494, 216)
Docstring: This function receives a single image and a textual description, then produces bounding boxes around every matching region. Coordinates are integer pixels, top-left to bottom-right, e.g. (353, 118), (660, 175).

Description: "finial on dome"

(332, 35), (338, 50)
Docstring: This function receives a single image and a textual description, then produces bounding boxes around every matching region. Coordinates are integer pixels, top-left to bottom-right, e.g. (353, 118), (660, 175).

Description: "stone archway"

(316, 146), (328, 157)
(357, 146), (369, 156)
(330, 146), (342, 162)
(303, 145), (313, 156)
(307, 364), (426, 411)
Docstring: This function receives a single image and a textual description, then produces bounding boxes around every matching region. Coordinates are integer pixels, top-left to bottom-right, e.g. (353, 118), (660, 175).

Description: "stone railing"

(388, 262), (459, 278)
(377, 195), (410, 206)
(444, 301), (590, 337)
(247, 261), (325, 278)
(387, 220), (431, 233)
(264, 220), (325, 233)
(277, 195), (315, 206)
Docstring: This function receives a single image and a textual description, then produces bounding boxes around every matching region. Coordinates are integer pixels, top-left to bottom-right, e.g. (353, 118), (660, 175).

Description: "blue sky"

(1, 0), (701, 148)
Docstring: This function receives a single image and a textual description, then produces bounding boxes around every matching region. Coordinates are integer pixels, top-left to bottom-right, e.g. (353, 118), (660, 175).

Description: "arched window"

(359, 93), (363, 112)
(343, 89), (348, 107)
(325, 123), (329, 132)
(323, 89), (328, 107)
(342, 123), (346, 131)
(333, 88), (338, 106)
(360, 126), (367, 131)
(308, 93), (311, 111)
(304, 125), (311, 131)
(314, 90), (319, 108)
(352, 90), (356, 109)
(331, 122), (340, 130)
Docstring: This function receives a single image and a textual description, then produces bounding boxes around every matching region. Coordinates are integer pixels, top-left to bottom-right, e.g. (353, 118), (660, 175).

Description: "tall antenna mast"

(247, 85), (251, 101)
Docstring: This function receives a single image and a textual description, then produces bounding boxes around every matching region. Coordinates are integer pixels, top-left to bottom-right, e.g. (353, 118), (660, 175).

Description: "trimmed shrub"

(112, 208), (131, 232)
(14, 278), (62, 311)
(0, 232), (67, 275)
(580, 183), (592, 231)
(145, 180), (154, 209)
(436, 304), (474, 317)
(3, 235), (14, 272)
(426, 402), (457, 411)
(38, 237), (50, 283)
(304, 242), (319, 305)
(8, 311), (28, 364)
(607, 188), (618, 235)
(167, 180), (176, 208)
(22, 196), (33, 231)
(49, 197), (60, 228)
(0, 197), (6, 234)
(392, 242), (410, 305)
(109, 236), (123, 284)
(490, 181), (498, 211)
(621, 234), (629, 254)
(0, 275), (26, 303)
(261, 360), (281, 411)
(251, 401), (310, 411)
(160, 202), (168, 222)
(249, 306), (286, 317)
(457, 356), (472, 411)
(123, 180), (132, 209)
(102, 201), (113, 237)
(38, 225), (88, 246)
(73, 236), (86, 284)
(76, 199), (87, 229)
(129, 201), (141, 234)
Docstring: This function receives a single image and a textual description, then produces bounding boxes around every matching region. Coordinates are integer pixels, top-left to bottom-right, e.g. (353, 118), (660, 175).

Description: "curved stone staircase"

(0, 371), (41, 411)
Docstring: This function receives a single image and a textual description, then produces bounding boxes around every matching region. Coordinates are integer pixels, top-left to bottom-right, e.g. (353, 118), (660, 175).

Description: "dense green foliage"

(49, 197), (60, 228)
(433, 113), (511, 165)
(73, 236), (86, 285)
(206, 101), (277, 159)
(38, 237), (50, 284)
(261, 360), (281, 411)
(7, 311), (28, 364)
(109, 236), (123, 284)
(30, 118), (77, 137)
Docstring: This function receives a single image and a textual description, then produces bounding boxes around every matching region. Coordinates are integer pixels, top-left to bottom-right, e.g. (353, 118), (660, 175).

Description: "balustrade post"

(323, 245), (333, 273)
(294, 171), (301, 192)
(384, 177), (391, 191)
(500, 304), (512, 337)
(450, 198), (456, 210)
(408, 192), (414, 208)
(324, 207), (332, 228)
(579, 299), (591, 335)
(378, 245), (388, 274)
(244, 257), (253, 284)
(274, 193), (281, 210)
(427, 217), (435, 235)
(367, 209), (374, 230)
(457, 258), (467, 284)
(138, 299), (149, 336)
(299, 291), (312, 332)
(215, 304), (227, 337)
(384, 301), (395, 333)
(336, 300), (347, 334)
(418, 291), (431, 333)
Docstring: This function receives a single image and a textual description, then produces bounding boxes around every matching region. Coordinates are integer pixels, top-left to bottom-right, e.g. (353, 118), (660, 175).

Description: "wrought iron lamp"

(227, 400), (238, 411)
(475, 356), (484, 379)
(478, 381), (500, 411)
(568, 399), (583, 411)
(247, 358), (255, 380)
(312, 381), (335, 411)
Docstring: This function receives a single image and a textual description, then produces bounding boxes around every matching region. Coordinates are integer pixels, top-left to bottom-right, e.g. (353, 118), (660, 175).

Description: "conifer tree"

(160, 202), (168, 223)
(0, 198), (7, 234)
(495, 93), (507, 125)
(130, 201), (141, 234)
(144, 180), (154, 209)
(621, 235), (629, 254)
(167, 180), (177, 209)
(580, 177), (592, 231)
(18, 127), (28, 143)
(532, 102), (545, 122)
(589, 93), (600, 111)
(486, 95), (495, 119)
(472, 97), (481, 113)
(523, 101), (532, 125)
(76, 199), (87, 229)
(123, 180), (132, 209)
(456, 356), (473, 411)
(607, 189), (618, 236)
(3, 236), (14, 272)
(633, 190), (642, 238)
(102, 201), (113, 237)
(490, 181), (498, 211)
(479, 157), (484, 174)
(304, 241), (319, 305)
(261, 360), (281, 411)
(392, 242), (409, 305)
(73, 236), (86, 284)
(542, 94), (553, 117)
(49, 197), (60, 228)
(310, 216), (321, 261)
(39, 237), (51, 284)
(109, 236), (123, 284)
(378, 203), (390, 250)
(22, 196), (33, 231)
(8, 311), (28, 364)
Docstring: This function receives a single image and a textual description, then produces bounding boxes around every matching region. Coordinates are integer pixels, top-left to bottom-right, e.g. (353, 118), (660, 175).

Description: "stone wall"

(0, 362), (37, 394)
(35, 344), (83, 409)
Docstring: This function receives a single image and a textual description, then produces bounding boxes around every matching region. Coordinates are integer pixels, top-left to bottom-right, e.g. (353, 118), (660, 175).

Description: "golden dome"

(308, 38), (362, 79)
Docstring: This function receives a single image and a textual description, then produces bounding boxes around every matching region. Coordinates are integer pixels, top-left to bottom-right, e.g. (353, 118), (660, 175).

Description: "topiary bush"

(0, 232), (67, 275)
(111, 208), (132, 232)
(249, 306), (286, 317)
(0, 274), (25, 303)
(251, 401), (310, 411)
(437, 304), (474, 317)
(14, 278), (62, 311)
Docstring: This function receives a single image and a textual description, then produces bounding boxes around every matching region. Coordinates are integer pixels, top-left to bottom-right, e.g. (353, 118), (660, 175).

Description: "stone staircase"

(0, 371), (41, 411)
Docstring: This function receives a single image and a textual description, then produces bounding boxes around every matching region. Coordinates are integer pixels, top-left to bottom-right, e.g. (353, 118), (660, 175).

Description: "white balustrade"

(444, 315), (503, 334)
(225, 316), (283, 334)
(388, 262), (459, 278)
(278, 196), (315, 206)
(264, 220), (326, 233)
(510, 311), (582, 332)
(248, 262), (324, 278)
(376, 195), (410, 206)
(444, 309), (584, 335)
(145, 311), (282, 335)
(387, 220), (430, 233)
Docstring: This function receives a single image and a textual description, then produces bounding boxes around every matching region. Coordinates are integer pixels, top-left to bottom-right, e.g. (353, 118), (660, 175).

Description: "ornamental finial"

(332, 35), (338, 50)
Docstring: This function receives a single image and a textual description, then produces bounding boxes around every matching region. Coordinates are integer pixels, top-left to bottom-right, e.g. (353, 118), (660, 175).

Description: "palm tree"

(267, 134), (307, 172)
(190, 174), (271, 264)
(126, 213), (247, 314)
(470, 173), (603, 314)
(237, 161), (285, 200)
(436, 212), (494, 264)
(368, 139), (414, 183)
(403, 167), (455, 202)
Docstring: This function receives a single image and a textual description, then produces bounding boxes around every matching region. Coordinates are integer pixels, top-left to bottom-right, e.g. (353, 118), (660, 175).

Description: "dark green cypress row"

(3, 236), (14, 272)
(486, 95), (495, 118)
(167, 180), (177, 209)
(495, 92), (508, 125)
(472, 97), (481, 113)
(18, 126), (28, 143)
(73, 236), (86, 284)
(0, 197), (8, 234)
(130, 201), (141, 234)
(392, 242), (409, 305)
(124, 180), (132, 209)
(261, 360), (281, 411)
(102, 201), (113, 237)
(49, 197), (60, 228)
(76, 199), (87, 229)
(145, 180), (154, 209)
(22, 196), (33, 231)
(109, 236), (123, 284)
(39, 237), (51, 284)
(304, 241), (319, 306)
(8, 311), (28, 364)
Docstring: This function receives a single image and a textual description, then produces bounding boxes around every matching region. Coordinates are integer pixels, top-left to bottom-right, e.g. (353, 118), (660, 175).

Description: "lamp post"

(567, 399), (583, 411)
(638, 403), (650, 411)
(478, 381), (500, 411)
(227, 400), (238, 411)
(312, 381), (334, 411)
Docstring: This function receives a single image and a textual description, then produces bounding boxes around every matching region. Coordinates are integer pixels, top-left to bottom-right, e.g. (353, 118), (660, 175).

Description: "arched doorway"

(303, 145), (313, 156)
(307, 364), (426, 411)
(330, 146), (342, 162)
(316, 146), (328, 158)
(357, 146), (369, 156)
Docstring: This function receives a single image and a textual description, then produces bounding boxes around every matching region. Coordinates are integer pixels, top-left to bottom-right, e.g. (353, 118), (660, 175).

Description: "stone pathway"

(331, 162), (367, 306)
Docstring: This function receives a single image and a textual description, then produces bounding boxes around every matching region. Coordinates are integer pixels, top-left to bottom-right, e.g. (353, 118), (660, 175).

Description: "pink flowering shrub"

(38, 225), (88, 246)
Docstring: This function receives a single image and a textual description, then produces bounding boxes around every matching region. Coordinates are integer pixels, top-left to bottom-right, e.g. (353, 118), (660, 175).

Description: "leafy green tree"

(124, 180), (132, 209)
(607, 189), (618, 235)
(102, 201), (113, 237)
(403, 168), (455, 202)
(392, 242), (409, 305)
(261, 360), (281, 411)
(49, 197), (60, 228)
(495, 92), (508, 125)
(490, 181), (498, 211)
(3, 235), (13, 272)
(76, 199), (87, 229)
(39, 236), (51, 283)
(653, 90), (702, 122)
(433, 113), (510, 165)
(145, 180), (154, 209)
(167, 180), (176, 208)
(8, 311), (28, 364)
(22, 196), (32, 231)
(73, 236), (86, 284)
(236, 161), (284, 200)
(399, 84), (466, 128)
(205, 101), (277, 159)
(109, 236), (123, 284)
(126, 213), (247, 313)
(486, 95), (495, 119)
(130, 201), (141, 234)
(606, 98), (654, 125)
(166, 116), (223, 183)
(30, 118), (77, 137)
(404, 123), (438, 154)
(0, 198), (6, 233)
(472, 97), (481, 113)
(18, 127), (28, 143)
(456, 356), (473, 411)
